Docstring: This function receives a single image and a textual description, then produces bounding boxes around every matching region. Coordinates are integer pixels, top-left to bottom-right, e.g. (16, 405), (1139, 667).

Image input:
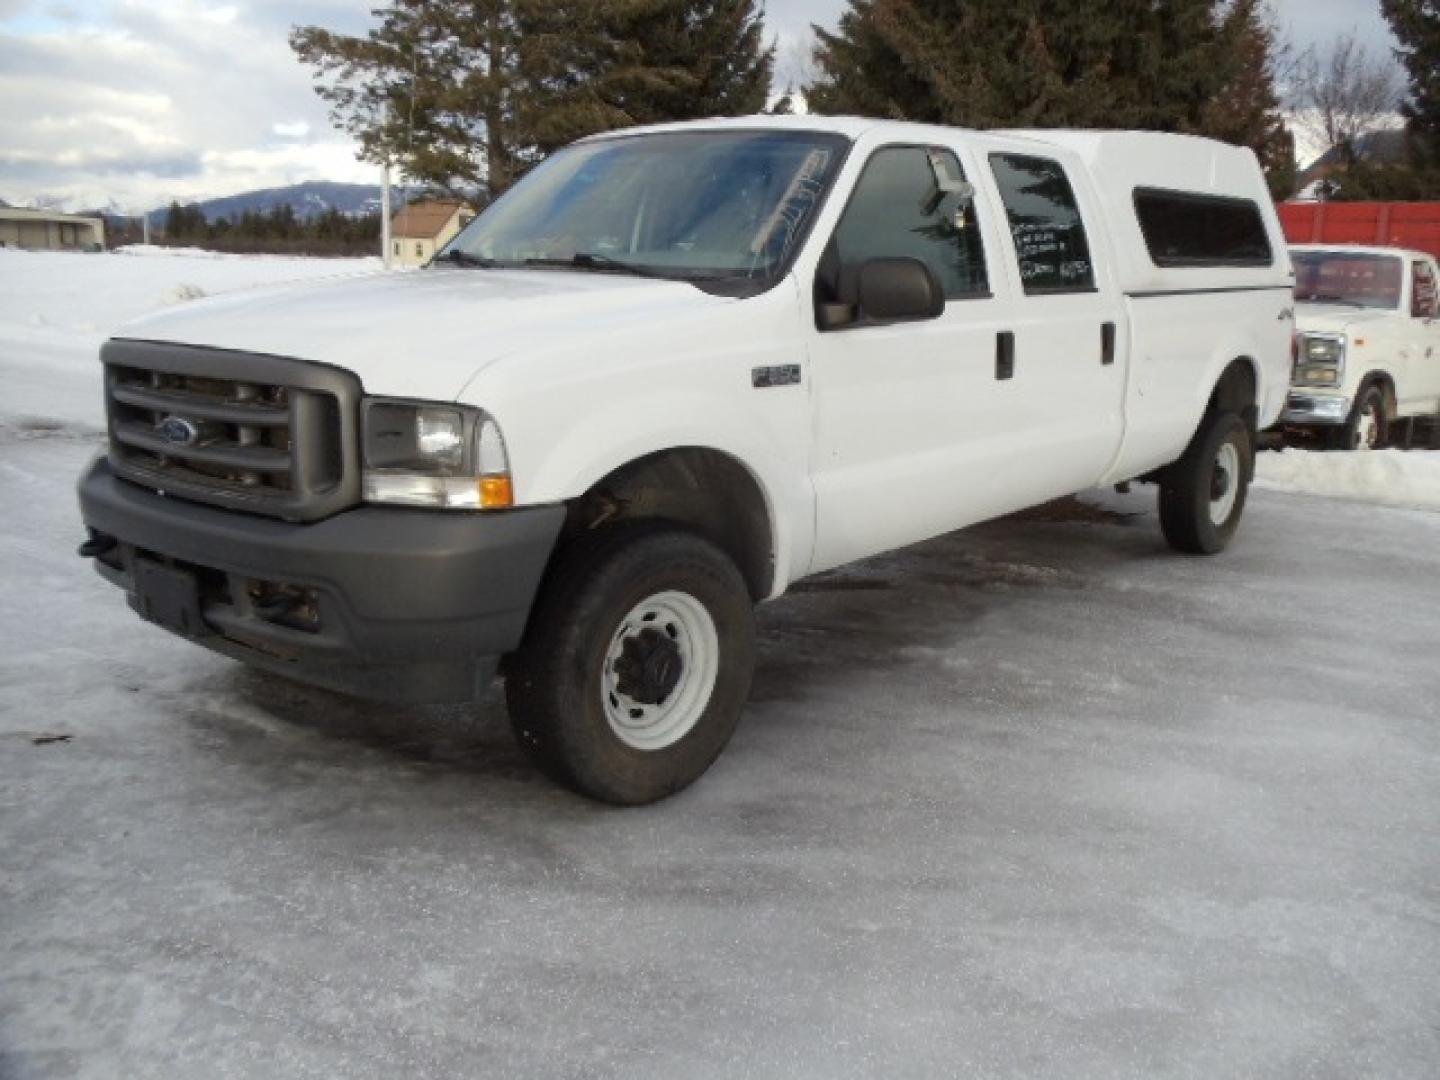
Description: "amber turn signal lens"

(479, 475), (514, 509)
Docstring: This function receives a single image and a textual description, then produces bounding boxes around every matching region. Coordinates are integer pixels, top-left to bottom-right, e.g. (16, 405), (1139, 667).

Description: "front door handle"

(1102, 321), (1116, 366)
(996, 331), (1015, 381)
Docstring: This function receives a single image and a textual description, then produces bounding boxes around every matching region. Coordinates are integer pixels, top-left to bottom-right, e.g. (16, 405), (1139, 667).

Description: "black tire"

(1328, 385), (1387, 451)
(505, 525), (755, 805)
(1158, 410), (1252, 555)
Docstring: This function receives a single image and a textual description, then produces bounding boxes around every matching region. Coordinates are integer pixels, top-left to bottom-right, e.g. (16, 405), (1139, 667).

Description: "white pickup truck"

(1283, 244), (1440, 448)
(78, 117), (1292, 803)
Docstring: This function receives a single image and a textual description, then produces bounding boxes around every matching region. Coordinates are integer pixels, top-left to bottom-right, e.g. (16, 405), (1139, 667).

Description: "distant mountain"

(143, 182), (419, 227)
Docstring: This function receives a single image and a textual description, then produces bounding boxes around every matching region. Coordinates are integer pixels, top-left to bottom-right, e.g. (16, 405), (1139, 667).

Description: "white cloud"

(0, 1), (370, 211)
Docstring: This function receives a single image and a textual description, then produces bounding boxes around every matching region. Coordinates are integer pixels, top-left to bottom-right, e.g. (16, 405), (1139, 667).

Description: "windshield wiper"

(1300, 293), (1368, 308)
(524, 253), (670, 279)
(435, 249), (499, 268)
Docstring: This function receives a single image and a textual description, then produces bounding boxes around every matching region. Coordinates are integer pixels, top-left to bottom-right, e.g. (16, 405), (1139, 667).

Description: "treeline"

(292, 0), (1301, 199)
(159, 201), (382, 256)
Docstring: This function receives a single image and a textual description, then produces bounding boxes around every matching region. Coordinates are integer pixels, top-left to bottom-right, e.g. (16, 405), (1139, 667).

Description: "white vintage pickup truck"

(78, 117), (1292, 803)
(1283, 243), (1440, 448)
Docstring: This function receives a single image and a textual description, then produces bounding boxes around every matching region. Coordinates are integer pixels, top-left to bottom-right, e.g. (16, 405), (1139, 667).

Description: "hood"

(1294, 302), (1399, 336)
(114, 266), (734, 401)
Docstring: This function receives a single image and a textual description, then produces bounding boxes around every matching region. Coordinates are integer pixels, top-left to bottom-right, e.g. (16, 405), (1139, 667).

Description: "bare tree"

(1292, 33), (1405, 165)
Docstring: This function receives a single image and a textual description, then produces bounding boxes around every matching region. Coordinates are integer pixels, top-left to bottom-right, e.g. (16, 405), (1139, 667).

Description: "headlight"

(1303, 337), (1342, 364)
(1293, 334), (1345, 388)
(361, 398), (512, 510)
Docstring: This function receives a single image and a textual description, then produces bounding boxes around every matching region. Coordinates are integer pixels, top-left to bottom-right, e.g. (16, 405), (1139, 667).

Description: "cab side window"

(989, 153), (1095, 294)
(826, 146), (990, 301)
(1412, 261), (1437, 317)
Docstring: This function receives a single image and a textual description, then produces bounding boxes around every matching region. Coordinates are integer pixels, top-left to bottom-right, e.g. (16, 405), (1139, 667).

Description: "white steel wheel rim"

(1356, 402), (1380, 451)
(1209, 441), (1241, 526)
(602, 590), (720, 752)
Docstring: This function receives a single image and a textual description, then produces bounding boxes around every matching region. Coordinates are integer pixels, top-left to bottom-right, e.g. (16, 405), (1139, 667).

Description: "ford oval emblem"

(157, 416), (200, 447)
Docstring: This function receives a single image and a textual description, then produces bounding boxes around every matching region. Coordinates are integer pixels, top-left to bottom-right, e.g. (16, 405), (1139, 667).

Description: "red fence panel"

(1280, 201), (1440, 261)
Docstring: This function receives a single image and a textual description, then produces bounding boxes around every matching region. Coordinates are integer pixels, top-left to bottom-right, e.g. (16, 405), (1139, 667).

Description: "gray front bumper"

(78, 457), (566, 703)
(1280, 391), (1350, 426)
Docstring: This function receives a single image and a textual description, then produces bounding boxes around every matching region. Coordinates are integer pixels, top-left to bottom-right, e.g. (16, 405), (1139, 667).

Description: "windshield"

(439, 129), (849, 293)
(1292, 250), (1403, 310)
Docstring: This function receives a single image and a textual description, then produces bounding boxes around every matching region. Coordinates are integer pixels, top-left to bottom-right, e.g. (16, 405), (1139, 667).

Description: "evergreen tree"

(1383, 0), (1440, 165)
(808, 0), (1292, 191)
(164, 200), (185, 239)
(292, 0), (772, 196)
(1201, 0), (1295, 198)
(518, 1), (771, 149)
(292, 1), (523, 194)
(164, 201), (206, 240)
(621, 1), (772, 120)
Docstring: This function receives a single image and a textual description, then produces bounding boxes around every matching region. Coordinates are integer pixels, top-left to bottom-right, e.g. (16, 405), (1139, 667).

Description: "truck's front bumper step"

(1280, 391), (1349, 425)
(77, 457), (566, 703)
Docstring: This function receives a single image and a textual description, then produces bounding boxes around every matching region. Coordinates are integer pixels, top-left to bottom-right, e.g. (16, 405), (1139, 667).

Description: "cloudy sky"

(0, 0), (1401, 212)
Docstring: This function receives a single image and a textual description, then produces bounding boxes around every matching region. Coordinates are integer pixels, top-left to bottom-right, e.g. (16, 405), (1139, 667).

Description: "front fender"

(525, 410), (808, 600)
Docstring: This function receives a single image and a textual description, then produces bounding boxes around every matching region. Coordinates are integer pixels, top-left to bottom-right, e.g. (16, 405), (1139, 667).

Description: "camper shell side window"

(1133, 188), (1273, 268)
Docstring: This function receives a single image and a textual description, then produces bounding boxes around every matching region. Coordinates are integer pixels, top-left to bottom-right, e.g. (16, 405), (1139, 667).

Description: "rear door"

(981, 149), (1128, 484)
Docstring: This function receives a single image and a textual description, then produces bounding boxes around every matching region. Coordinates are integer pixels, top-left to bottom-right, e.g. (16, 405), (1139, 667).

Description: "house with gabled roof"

(390, 198), (475, 267)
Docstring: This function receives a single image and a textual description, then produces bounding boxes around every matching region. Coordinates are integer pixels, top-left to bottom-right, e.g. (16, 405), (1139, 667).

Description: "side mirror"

(856, 257), (945, 324)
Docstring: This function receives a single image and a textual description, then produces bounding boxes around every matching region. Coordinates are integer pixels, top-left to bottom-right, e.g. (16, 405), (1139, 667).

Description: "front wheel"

(505, 525), (755, 805)
(1330, 385), (1387, 451)
(1158, 410), (1253, 555)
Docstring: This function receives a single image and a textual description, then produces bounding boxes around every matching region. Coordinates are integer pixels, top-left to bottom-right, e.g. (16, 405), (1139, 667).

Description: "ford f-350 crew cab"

(78, 117), (1293, 804)
(1282, 244), (1440, 449)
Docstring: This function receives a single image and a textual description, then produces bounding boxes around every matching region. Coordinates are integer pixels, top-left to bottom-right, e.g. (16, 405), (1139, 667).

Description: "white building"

(0, 208), (105, 251)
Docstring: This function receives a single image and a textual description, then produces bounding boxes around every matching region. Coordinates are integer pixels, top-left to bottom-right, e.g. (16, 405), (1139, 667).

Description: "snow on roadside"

(1255, 448), (1440, 513)
(0, 247), (383, 430)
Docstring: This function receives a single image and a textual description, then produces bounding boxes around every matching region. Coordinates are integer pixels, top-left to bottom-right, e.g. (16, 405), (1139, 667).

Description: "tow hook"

(78, 530), (117, 559)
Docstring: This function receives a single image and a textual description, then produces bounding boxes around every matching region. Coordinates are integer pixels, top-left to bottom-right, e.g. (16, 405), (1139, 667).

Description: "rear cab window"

(988, 153), (1095, 294)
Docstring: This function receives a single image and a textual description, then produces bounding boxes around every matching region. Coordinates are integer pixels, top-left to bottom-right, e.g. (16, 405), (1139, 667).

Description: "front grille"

(102, 340), (362, 522)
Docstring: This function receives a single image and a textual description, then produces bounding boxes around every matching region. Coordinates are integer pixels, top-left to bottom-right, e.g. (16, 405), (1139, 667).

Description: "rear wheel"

(1330, 385), (1387, 451)
(505, 525), (755, 805)
(1158, 410), (1252, 555)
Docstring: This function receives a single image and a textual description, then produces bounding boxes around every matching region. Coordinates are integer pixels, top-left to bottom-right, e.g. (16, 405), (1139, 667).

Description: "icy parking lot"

(2, 250), (1439, 1078)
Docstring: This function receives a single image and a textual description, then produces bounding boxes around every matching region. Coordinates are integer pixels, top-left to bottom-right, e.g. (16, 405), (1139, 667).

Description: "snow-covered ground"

(1256, 446), (1440, 512)
(2, 251), (1439, 1078)
(0, 246), (380, 430)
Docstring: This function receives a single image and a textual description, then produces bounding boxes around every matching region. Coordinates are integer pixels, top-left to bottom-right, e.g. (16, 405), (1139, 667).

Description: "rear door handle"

(1101, 321), (1116, 366)
(996, 330), (1015, 381)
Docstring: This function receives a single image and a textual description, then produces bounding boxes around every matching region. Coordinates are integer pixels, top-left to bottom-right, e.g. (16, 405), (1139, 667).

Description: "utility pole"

(380, 96), (393, 270)
(141, 211), (151, 246)
(381, 157), (392, 269)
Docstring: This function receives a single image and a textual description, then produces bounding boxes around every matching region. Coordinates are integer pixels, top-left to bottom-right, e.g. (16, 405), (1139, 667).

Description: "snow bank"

(1255, 448), (1440, 513)
(0, 247), (383, 429)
